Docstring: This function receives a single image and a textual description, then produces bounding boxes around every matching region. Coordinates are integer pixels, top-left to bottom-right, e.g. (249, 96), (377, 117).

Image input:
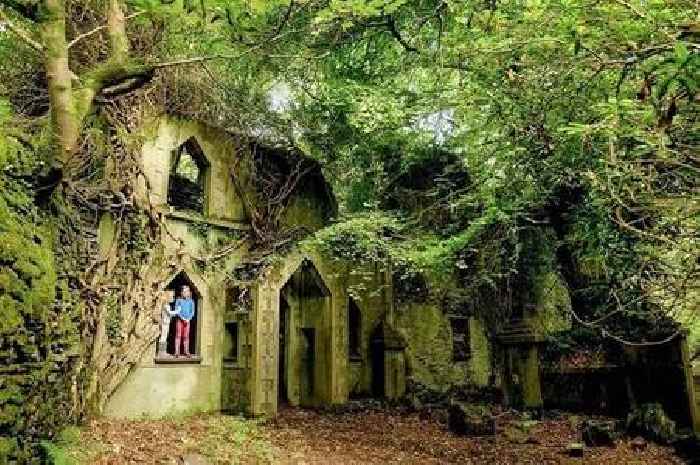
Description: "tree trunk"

(41, 0), (80, 171)
(107, 0), (129, 63)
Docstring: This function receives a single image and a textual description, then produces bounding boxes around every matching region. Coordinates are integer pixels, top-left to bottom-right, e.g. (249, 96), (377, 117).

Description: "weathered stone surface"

(581, 419), (620, 447)
(566, 442), (585, 458)
(504, 419), (539, 444)
(627, 403), (677, 444)
(447, 403), (496, 436)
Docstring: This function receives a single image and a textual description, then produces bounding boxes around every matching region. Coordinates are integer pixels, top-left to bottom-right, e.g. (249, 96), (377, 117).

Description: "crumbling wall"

(394, 302), (492, 398)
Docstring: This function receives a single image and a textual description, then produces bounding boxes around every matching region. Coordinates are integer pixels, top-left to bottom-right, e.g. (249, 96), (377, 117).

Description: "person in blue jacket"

(174, 285), (195, 357)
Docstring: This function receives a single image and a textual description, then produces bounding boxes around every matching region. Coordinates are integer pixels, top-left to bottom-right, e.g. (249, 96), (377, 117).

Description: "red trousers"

(175, 318), (191, 355)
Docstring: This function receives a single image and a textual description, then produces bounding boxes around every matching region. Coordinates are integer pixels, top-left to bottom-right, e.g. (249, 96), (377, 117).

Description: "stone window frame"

(223, 321), (239, 364)
(166, 137), (212, 216)
(154, 272), (203, 365)
(222, 285), (250, 367)
(449, 315), (471, 362)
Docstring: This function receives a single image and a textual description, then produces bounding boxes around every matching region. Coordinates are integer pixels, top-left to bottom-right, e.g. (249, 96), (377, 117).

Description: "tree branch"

(67, 11), (142, 49)
(386, 15), (418, 52)
(0, 7), (43, 52)
(613, 0), (648, 20)
(275, 0), (295, 35)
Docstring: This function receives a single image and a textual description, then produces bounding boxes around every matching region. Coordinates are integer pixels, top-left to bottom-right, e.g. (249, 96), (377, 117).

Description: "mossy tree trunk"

(5, 0), (175, 417)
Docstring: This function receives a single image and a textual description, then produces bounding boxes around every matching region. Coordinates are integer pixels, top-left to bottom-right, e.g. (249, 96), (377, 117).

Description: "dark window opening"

(223, 322), (238, 362)
(167, 137), (210, 213)
(226, 286), (252, 313)
(157, 272), (200, 360)
(450, 317), (470, 361)
(348, 298), (361, 359)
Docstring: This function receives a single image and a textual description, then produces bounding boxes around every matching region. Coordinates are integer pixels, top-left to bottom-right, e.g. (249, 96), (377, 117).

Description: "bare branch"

(67, 11), (143, 49)
(0, 7), (43, 52)
(613, 0), (648, 20)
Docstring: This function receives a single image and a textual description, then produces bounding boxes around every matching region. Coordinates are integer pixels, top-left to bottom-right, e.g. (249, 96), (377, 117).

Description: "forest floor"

(58, 406), (685, 465)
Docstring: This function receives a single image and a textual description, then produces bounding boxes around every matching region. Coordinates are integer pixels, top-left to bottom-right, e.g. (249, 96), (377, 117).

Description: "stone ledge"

(154, 355), (202, 365)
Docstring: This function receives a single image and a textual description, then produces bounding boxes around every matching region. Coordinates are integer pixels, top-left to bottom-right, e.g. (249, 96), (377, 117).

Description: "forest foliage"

(0, 0), (697, 460)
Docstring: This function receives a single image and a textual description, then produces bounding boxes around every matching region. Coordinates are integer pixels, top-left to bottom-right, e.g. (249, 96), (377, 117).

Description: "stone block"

(627, 403), (677, 444)
(581, 419), (620, 447)
(447, 403), (496, 436)
(566, 442), (584, 458)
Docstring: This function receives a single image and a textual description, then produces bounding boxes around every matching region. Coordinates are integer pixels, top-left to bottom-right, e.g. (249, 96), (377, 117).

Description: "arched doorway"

(278, 259), (332, 408)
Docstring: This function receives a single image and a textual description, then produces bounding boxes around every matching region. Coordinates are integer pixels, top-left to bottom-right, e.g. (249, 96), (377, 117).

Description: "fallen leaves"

(71, 407), (683, 464)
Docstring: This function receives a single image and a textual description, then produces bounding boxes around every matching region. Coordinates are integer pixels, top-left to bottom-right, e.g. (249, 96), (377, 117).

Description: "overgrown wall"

(0, 132), (79, 463)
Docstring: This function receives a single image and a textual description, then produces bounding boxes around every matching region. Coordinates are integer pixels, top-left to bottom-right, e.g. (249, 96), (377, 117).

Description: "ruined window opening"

(226, 286), (252, 313)
(167, 137), (210, 214)
(348, 298), (362, 360)
(450, 316), (470, 362)
(223, 322), (238, 362)
(155, 272), (201, 362)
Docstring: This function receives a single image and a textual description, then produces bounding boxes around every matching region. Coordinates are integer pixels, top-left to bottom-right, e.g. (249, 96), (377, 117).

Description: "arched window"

(167, 137), (210, 213)
(156, 272), (201, 362)
(348, 298), (361, 359)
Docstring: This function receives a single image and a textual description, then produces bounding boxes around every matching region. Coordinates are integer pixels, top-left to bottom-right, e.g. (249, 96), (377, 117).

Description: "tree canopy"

(0, 0), (697, 459)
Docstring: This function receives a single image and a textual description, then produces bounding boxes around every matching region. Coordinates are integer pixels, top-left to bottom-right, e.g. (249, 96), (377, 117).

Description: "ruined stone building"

(99, 116), (699, 438)
(104, 116), (494, 419)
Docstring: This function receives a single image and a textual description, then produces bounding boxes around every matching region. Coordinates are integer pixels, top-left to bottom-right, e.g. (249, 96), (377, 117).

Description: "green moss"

(0, 106), (79, 463)
(40, 427), (105, 465)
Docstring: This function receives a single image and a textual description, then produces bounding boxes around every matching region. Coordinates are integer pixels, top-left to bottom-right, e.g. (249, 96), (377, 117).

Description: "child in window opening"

(174, 285), (195, 357)
(158, 289), (176, 358)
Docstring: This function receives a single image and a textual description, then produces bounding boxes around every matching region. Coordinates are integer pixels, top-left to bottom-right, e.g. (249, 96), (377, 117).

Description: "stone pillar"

(497, 320), (544, 412)
(523, 345), (543, 410)
(250, 282), (279, 417)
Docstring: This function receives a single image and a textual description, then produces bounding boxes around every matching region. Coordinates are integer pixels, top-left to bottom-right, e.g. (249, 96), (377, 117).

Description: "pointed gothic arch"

(167, 137), (211, 214)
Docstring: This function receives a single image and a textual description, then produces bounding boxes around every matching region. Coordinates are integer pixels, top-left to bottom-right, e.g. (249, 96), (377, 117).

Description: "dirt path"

(74, 408), (683, 464)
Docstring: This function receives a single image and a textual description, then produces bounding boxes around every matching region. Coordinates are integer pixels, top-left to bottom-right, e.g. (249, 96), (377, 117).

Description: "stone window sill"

(223, 358), (240, 368)
(154, 355), (202, 365)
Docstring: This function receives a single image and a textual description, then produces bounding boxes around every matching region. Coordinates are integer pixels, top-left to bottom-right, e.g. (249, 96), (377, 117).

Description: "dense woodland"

(0, 0), (698, 462)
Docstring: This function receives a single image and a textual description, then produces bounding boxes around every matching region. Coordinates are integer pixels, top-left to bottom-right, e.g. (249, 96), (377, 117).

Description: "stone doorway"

(278, 260), (332, 408)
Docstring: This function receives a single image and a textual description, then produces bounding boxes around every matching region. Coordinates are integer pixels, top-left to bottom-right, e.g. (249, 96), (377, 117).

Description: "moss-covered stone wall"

(394, 302), (492, 396)
(0, 131), (79, 462)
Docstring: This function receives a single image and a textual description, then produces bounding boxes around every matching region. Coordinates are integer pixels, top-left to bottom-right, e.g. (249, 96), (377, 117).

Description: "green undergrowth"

(186, 415), (275, 464)
(42, 415), (275, 465)
(40, 427), (105, 465)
